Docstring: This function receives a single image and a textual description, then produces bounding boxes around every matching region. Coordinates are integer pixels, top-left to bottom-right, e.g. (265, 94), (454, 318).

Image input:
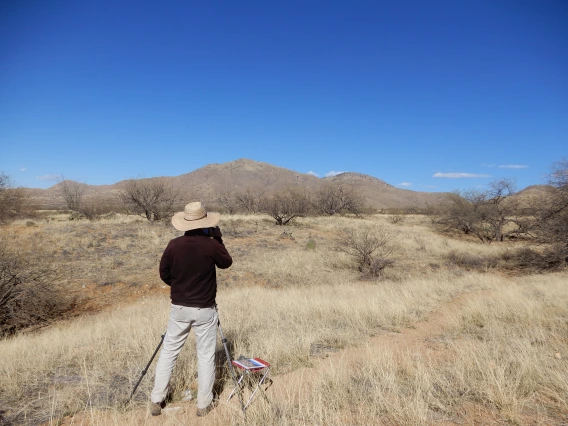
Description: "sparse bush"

(313, 182), (364, 216)
(260, 188), (310, 225)
(217, 191), (238, 214)
(445, 249), (500, 271)
(234, 188), (264, 214)
(445, 250), (488, 271)
(534, 158), (568, 257)
(0, 241), (75, 337)
(335, 226), (396, 278)
(424, 203), (443, 224)
(217, 188), (265, 214)
(440, 179), (529, 243)
(58, 177), (86, 212)
(499, 246), (567, 273)
(118, 177), (181, 221)
(79, 195), (122, 220)
(0, 172), (27, 223)
(388, 214), (403, 224)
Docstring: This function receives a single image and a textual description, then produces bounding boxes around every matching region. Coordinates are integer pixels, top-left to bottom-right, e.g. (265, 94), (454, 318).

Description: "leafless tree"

(424, 203), (443, 224)
(0, 172), (26, 223)
(234, 188), (264, 214)
(217, 191), (238, 214)
(79, 195), (122, 220)
(119, 178), (181, 221)
(313, 182), (364, 216)
(549, 158), (568, 188)
(535, 158), (568, 253)
(58, 177), (86, 212)
(335, 225), (396, 278)
(0, 172), (9, 191)
(441, 191), (478, 235)
(260, 188), (310, 225)
(477, 179), (522, 243)
(441, 179), (528, 243)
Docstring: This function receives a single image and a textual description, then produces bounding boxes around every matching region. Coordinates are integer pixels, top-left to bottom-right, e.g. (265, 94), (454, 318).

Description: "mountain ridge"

(29, 158), (449, 210)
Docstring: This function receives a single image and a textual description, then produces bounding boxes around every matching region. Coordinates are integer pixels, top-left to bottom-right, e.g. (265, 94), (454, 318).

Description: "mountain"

(169, 158), (321, 200)
(30, 158), (449, 210)
(325, 172), (447, 209)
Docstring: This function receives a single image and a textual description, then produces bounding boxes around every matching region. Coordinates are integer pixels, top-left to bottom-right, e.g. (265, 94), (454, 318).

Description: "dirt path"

(59, 289), (494, 425)
(264, 289), (494, 409)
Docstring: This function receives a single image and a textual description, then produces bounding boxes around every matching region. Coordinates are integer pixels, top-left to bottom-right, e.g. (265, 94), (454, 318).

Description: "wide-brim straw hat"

(171, 202), (220, 232)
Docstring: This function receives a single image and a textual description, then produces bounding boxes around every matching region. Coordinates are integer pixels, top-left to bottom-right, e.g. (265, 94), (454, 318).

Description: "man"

(150, 202), (233, 417)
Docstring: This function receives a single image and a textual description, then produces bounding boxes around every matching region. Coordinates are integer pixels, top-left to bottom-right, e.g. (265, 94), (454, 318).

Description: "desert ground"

(1, 213), (566, 425)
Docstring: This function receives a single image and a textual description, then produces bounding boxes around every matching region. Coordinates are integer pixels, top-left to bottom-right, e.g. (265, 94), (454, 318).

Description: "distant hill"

(510, 184), (556, 208)
(29, 158), (450, 210)
(324, 172), (447, 209)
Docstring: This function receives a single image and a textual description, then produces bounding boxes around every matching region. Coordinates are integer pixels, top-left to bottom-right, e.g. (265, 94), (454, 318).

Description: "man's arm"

(210, 226), (233, 269)
(159, 245), (173, 285)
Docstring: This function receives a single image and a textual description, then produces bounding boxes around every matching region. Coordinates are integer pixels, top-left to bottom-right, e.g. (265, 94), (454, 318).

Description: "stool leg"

(216, 310), (246, 418)
(227, 373), (245, 402)
(244, 369), (271, 409)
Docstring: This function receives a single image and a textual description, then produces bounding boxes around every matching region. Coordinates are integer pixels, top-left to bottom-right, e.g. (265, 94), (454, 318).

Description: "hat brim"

(171, 211), (220, 232)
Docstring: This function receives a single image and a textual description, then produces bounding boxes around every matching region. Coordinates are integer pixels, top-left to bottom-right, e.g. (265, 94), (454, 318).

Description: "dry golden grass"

(0, 213), (566, 425)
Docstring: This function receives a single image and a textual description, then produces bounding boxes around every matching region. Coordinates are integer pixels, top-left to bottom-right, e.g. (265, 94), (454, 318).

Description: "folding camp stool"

(227, 357), (273, 410)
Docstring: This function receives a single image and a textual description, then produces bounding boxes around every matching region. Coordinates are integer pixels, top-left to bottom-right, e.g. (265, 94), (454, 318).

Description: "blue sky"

(1, 1), (566, 192)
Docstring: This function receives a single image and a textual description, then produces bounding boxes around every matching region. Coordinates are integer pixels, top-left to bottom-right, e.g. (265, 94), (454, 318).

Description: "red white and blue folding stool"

(227, 357), (273, 410)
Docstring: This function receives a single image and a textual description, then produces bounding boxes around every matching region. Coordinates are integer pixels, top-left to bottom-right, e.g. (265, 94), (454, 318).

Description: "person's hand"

(210, 226), (222, 239)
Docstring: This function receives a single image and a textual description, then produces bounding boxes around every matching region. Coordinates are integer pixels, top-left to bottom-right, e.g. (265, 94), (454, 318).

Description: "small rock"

(555, 353), (562, 359)
(181, 389), (193, 401)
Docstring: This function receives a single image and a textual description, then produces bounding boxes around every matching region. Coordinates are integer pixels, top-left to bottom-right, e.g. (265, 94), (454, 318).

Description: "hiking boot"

(196, 401), (216, 417)
(150, 401), (164, 416)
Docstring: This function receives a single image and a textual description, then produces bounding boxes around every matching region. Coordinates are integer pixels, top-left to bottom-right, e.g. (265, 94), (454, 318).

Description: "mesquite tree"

(260, 188), (310, 225)
(119, 178), (181, 221)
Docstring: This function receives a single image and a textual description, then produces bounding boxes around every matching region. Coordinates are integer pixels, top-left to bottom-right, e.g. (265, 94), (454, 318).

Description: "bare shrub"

(260, 188), (310, 225)
(235, 188), (264, 214)
(424, 203), (443, 224)
(118, 178), (181, 221)
(313, 182), (364, 216)
(388, 214), (403, 224)
(535, 158), (568, 255)
(0, 172), (27, 223)
(440, 179), (529, 243)
(217, 191), (238, 214)
(0, 242), (74, 337)
(445, 250), (489, 271)
(499, 246), (567, 273)
(58, 177), (86, 212)
(335, 226), (396, 278)
(79, 195), (122, 220)
(440, 192), (477, 235)
(217, 188), (264, 215)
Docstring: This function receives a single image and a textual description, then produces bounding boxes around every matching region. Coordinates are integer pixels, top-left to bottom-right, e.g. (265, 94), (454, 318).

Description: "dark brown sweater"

(159, 233), (233, 308)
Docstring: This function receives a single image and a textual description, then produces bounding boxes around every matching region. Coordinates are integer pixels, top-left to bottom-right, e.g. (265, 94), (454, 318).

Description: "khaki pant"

(151, 305), (218, 409)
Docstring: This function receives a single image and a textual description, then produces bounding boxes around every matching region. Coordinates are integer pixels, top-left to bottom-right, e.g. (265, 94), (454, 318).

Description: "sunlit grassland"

(1, 213), (566, 425)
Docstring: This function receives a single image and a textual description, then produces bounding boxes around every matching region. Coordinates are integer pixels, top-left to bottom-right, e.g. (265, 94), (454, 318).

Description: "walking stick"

(127, 332), (165, 403)
(216, 307), (247, 418)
